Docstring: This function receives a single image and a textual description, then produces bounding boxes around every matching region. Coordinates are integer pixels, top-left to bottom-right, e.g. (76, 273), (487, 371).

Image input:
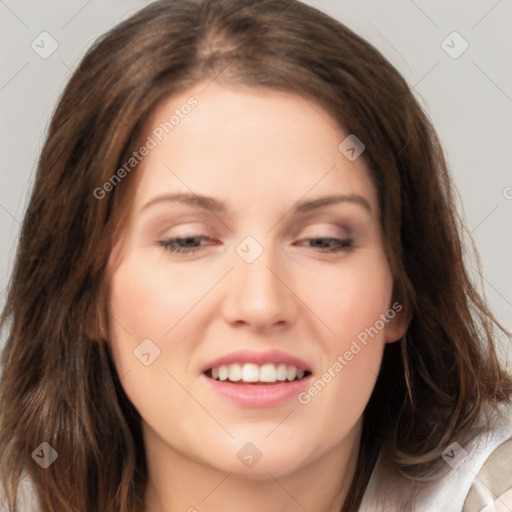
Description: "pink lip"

(200, 373), (313, 408)
(201, 349), (312, 373)
(200, 349), (313, 408)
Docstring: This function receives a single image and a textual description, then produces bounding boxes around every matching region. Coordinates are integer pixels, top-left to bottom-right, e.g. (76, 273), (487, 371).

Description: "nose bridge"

(236, 234), (284, 300)
(223, 234), (296, 329)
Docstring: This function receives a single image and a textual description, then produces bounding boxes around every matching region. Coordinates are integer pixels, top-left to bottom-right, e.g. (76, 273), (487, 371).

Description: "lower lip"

(201, 374), (312, 408)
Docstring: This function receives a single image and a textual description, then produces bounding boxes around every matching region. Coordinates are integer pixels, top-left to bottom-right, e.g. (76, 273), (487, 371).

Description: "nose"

(221, 240), (298, 333)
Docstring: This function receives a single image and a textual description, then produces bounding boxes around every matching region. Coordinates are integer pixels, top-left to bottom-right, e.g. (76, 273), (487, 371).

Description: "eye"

(295, 237), (354, 253)
(157, 235), (354, 256)
(158, 235), (213, 254)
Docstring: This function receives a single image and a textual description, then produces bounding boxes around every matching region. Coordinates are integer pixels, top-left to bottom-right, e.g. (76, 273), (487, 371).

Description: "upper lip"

(201, 349), (312, 373)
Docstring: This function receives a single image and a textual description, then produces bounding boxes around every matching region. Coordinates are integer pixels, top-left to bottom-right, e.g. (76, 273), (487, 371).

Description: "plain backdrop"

(1, 0), (511, 364)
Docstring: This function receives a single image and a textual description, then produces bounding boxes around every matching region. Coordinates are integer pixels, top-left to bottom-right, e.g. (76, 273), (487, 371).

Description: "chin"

(197, 437), (315, 480)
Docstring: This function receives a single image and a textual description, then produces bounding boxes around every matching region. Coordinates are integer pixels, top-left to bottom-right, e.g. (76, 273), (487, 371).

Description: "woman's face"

(106, 82), (407, 479)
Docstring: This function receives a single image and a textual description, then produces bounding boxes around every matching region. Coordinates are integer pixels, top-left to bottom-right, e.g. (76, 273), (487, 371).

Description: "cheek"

(107, 252), (204, 343)
(297, 254), (392, 413)
(106, 254), (199, 426)
(106, 253), (187, 391)
(305, 252), (394, 343)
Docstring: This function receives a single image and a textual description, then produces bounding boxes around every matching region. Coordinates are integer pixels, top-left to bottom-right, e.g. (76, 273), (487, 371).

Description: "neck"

(143, 421), (362, 512)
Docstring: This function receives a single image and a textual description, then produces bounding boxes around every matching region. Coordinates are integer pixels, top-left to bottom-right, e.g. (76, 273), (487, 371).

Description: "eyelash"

(157, 236), (354, 255)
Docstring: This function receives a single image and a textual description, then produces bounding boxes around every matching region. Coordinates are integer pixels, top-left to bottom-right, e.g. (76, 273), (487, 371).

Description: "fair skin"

(106, 81), (408, 512)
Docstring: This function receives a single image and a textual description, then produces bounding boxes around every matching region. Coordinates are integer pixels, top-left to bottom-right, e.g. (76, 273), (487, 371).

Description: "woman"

(1, 0), (511, 511)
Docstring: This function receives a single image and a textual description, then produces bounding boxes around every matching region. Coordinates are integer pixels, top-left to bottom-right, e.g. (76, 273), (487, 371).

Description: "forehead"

(128, 81), (378, 216)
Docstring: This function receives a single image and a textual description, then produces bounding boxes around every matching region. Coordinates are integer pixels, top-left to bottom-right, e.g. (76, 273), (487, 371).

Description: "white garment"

(0, 474), (39, 512)
(482, 488), (512, 512)
(358, 400), (512, 512)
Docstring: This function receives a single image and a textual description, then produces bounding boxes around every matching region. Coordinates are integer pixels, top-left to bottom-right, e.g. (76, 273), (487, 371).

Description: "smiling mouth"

(205, 363), (312, 385)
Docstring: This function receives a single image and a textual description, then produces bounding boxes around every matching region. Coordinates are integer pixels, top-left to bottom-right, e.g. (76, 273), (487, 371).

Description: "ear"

(383, 300), (410, 344)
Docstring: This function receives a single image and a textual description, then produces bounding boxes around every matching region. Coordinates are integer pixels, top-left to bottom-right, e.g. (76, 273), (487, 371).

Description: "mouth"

(205, 363), (312, 385)
(201, 349), (313, 407)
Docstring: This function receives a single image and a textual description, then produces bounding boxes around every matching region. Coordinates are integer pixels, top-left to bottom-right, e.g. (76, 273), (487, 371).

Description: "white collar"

(358, 400), (512, 512)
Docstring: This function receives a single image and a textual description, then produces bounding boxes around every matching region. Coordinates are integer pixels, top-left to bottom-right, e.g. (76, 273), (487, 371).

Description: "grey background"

(1, 0), (511, 364)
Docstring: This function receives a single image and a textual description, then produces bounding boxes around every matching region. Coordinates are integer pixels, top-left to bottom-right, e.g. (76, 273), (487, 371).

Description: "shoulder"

(463, 435), (512, 512)
(358, 399), (512, 512)
(0, 472), (40, 512)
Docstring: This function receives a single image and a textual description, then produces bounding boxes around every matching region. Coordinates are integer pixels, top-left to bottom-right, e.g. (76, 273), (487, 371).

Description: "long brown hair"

(1, 1), (510, 511)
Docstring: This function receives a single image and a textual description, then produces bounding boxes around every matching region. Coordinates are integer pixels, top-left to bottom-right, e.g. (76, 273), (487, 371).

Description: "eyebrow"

(141, 192), (372, 215)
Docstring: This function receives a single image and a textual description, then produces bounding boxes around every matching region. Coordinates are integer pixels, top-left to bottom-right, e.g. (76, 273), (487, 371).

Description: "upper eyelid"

(157, 227), (354, 243)
(158, 235), (355, 258)
(154, 216), (360, 232)
(146, 209), (370, 244)
(141, 200), (373, 237)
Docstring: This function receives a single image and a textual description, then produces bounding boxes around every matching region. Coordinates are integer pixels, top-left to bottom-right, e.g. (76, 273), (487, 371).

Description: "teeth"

(276, 363), (288, 381)
(286, 366), (297, 381)
(228, 363), (242, 381)
(218, 365), (229, 381)
(241, 363), (259, 382)
(209, 363), (308, 383)
(259, 364), (276, 382)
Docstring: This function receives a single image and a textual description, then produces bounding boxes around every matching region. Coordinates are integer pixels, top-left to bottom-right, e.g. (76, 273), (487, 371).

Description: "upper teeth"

(211, 363), (306, 383)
